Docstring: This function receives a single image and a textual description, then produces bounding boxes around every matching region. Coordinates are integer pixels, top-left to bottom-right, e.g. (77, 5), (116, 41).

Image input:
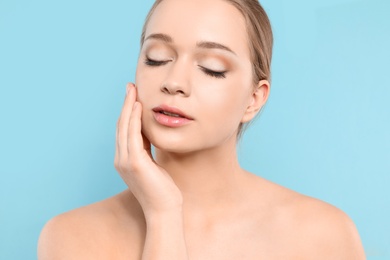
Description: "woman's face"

(135, 0), (256, 153)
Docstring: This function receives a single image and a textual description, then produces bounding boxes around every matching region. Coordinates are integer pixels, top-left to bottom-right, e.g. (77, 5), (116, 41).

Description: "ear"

(241, 80), (270, 123)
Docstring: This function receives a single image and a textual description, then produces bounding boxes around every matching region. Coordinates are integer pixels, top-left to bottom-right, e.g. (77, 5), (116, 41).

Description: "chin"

(141, 117), (237, 155)
(147, 131), (201, 154)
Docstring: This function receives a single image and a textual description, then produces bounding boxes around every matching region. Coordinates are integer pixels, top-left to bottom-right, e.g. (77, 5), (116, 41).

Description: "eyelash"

(199, 66), (226, 79)
(144, 58), (227, 79)
(144, 58), (169, 66)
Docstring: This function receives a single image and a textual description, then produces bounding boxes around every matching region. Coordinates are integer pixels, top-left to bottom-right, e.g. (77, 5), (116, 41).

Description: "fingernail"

(133, 102), (138, 109)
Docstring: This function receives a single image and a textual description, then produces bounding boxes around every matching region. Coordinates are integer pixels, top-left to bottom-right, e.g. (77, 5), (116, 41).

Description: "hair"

(140, 0), (273, 138)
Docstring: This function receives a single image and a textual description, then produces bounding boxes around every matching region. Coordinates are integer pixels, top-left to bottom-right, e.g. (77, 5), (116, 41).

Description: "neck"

(154, 135), (249, 217)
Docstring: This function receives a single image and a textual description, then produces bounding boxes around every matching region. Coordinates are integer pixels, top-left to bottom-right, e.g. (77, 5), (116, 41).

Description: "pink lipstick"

(152, 105), (193, 127)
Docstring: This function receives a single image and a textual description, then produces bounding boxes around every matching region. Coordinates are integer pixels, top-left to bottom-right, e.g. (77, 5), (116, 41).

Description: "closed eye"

(144, 58), (227, 79)
(144, 57), (170, 66)
(199, 66), (227, 79)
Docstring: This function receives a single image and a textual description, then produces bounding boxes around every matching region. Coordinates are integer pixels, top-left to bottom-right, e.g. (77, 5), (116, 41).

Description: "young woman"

(38, 0), (365, 259)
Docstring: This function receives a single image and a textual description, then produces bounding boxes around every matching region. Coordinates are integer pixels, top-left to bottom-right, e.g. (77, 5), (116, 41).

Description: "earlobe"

(241, 80), (270, 123)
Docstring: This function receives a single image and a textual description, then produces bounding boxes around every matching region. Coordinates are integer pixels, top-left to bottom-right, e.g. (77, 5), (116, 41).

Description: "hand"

(114, 83), (183, 219)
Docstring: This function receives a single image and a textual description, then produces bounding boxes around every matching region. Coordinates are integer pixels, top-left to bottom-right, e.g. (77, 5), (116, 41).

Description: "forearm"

(142, 209), (189, 260)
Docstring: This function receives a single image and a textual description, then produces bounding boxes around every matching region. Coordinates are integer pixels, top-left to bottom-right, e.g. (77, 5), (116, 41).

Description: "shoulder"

(290, 195), (365, 257)
(37, 190), (145, 260)
(248, 175), (366, 258)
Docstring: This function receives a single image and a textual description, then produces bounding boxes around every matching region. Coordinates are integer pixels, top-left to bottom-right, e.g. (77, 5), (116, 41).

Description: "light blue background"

(0, 0), (389, 258)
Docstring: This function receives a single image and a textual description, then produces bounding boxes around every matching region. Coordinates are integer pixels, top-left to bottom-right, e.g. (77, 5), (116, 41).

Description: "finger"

(132, 84), (153, 159)
(118, 83), (136, 158)
(141, 131), (153, 159)
(114, 120), (118, 165)
(114, 118), (120, 167)
(116, 83), (131, 160)
(127, 101), (144, 157)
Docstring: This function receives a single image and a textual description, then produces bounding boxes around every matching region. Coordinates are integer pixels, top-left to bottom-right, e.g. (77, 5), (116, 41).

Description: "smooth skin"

(38, 0), (366, 259)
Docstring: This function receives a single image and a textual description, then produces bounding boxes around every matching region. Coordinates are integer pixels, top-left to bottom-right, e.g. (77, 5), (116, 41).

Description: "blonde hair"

(140, 0), (273, 137)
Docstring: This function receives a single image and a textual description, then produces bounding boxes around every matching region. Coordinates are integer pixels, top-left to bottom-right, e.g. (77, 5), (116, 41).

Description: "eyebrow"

(196, 41), (236, 56)
(144, 33), (173, 43)
(144, 33), (236, 56)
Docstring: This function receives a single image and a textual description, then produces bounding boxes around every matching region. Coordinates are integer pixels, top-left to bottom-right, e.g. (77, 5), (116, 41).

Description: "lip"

(152, 104), (194, 127)
(152, 104), (194, 120)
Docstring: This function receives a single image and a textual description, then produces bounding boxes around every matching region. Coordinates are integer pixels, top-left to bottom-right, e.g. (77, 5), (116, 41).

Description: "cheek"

(135, 64), (157, 104)
(197, 75), (251, 118)
(196, 86), (249, 131)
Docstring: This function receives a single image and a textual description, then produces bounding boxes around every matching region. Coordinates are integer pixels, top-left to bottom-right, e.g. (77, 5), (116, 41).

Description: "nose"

(160, 60), (191, 97)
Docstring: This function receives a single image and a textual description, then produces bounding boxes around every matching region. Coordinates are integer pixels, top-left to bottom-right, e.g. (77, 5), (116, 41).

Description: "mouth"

(152, 105), (194, 128)
(152, 105), (194, 120)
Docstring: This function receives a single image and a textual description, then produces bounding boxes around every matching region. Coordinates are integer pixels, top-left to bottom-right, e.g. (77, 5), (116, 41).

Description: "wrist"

(144, 207), (184, 226)
(142, 206), (189, 260)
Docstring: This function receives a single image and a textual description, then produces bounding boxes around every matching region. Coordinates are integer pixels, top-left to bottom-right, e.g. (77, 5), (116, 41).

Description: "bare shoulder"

(248, 174), (366, 259)
(291, 194), (365, 258)
(37, 190), (145, 260)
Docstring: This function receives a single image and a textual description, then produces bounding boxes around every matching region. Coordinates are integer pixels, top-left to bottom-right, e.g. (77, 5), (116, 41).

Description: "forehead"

(144, 0), (250, 58)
